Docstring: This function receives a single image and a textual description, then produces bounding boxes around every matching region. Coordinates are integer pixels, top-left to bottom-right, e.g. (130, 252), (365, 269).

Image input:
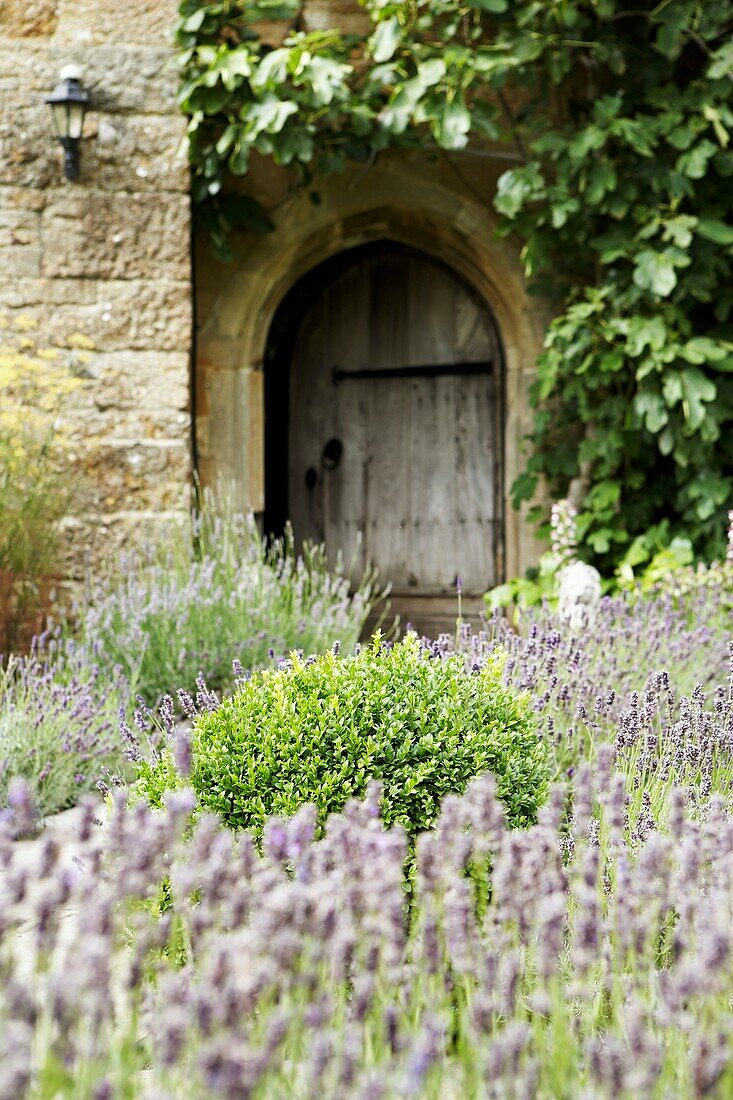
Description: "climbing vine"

(175, 0), (733, 571)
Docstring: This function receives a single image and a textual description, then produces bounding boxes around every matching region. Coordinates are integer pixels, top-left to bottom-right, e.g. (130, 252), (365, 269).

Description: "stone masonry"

(0, 0), (547, 600)
(0, 0), (192, 584)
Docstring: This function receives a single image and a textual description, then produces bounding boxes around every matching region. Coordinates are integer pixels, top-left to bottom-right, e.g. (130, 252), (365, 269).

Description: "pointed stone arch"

(195, 160), (548, 579)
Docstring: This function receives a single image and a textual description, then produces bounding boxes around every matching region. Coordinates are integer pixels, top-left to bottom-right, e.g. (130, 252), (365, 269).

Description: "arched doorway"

(264, 241), (504, 634)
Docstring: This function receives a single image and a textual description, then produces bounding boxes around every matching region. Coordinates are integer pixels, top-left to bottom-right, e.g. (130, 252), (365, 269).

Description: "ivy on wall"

(175, 0), (733, 571)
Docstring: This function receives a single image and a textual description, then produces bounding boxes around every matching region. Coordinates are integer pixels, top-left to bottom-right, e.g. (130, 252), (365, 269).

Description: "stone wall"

(0, 0), (547, 603)
(0, 0), (192, 586)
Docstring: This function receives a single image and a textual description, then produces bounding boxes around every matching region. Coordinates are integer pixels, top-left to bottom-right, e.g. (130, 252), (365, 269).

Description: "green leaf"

(416, 59), (447, 87)
(600, 350), (624, 373)
(241, 0), (300, 22)
(484, 582), (514, 610)
(495, 165), (544, 218)
(587, 528), (613, 554)
(585, 160), (617, 204)
(676, 139), (718, 179)
(662, 372), (683, 406)
(586, 480), (621, 511)
(434, 96), (471, 150)
(697, 218), (733, 245)
(370, 17), (402, 63)
(682, 337), (729, 364)
(661, 214), (697, 249)
(622, 315), (667, 356)
(244, 94), (298, 137)
(510, 470), (538, 506)
(680, 367), (717, 431)
(379, 77), (425, 134)
(568, 126), (606, 160)
(633, 251), (678, 297)
(634, 391), (668, 433)
(658, 427), (675, 455)
(182, 8), (207, 32)
(702, 104), (729, 149)
(251, 48), (289, 91)
(276, 127), (314, 165)
(218, 47), (254, 90)
(215, 124), (239, 156)
(229, 142), (250, 175)
(301, 57), (351, 106)
(709, 40), (733, 81)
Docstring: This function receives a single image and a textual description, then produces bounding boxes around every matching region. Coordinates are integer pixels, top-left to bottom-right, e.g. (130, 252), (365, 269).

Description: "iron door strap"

(332, 361), (493, 384)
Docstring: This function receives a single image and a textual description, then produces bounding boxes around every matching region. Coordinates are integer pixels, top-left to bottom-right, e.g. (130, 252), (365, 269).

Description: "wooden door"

(288, 243), (502, 611)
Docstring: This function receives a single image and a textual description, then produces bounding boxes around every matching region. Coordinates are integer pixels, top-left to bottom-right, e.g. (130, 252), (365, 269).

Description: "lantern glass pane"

(67, 101), (85, 140)
(51, 102), (68, 138)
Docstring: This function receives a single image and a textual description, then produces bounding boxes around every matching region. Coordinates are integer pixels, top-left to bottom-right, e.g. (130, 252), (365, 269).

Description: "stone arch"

(194, 161), (547, 578)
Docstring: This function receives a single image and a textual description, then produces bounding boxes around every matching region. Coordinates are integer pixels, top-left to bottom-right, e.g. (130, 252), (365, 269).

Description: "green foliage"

(485, 548), (565, 613)
(137, 633), (548, 836)
(617, 529), (733, 614)
(488, 2), (733, 569)
(615, 529), (695, 592)
(175, 0), (733, 568)
(174, 0), (509, 255)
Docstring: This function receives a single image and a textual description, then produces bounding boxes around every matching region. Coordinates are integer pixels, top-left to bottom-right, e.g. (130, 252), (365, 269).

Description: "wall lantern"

(46, 65), (89, 181)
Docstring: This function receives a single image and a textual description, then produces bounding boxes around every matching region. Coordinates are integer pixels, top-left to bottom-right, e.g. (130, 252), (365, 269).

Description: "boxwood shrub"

(138, 634), (549, 837)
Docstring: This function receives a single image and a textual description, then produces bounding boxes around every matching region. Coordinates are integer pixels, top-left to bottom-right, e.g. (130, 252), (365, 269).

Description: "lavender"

(434, 588), (729, 753)
(0, 644), (121, 822)
(0, 513), (730, 1094)
(1, 727), (733, 1097)
(74, 493), (378, 703)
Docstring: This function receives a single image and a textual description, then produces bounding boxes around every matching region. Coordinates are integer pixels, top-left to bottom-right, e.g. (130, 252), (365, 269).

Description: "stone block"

(0, 7), (194, 590)
(0, 185), (47, 214)
(54, 0), (177, 47)
(49, 46), (178, 114)
(69, 436), (191, 515)
(0, 280), (191, 353)
(52, 367), (188, 445)
(83, 350), (190, 418)
(0, 101), (57, 189)
(0, 215), (42, 276)
(57, 507), (190, 582)
(41, 190), (190, 281)
(0, 205), (40, 249)
(0, 0), (58, 38)
(67, 280), (191, 353)
(0, 42), (56, 94)
(0, 275), (97, 308)
(0, 43), (178, 114)
(57, 503), (192, 582)
(0, 241), (41, 277)
(87, 112), (188, 194)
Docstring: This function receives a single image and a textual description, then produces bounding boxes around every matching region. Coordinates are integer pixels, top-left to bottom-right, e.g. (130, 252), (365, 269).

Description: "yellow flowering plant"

(0, 315), (83, 651)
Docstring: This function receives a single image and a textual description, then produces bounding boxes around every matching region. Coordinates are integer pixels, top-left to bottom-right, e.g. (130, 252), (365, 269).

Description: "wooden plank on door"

(287, 243), (501, 600)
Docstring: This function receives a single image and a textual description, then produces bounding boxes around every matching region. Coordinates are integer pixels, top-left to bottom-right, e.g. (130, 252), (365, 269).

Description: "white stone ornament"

(557, 561), (602, 631)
